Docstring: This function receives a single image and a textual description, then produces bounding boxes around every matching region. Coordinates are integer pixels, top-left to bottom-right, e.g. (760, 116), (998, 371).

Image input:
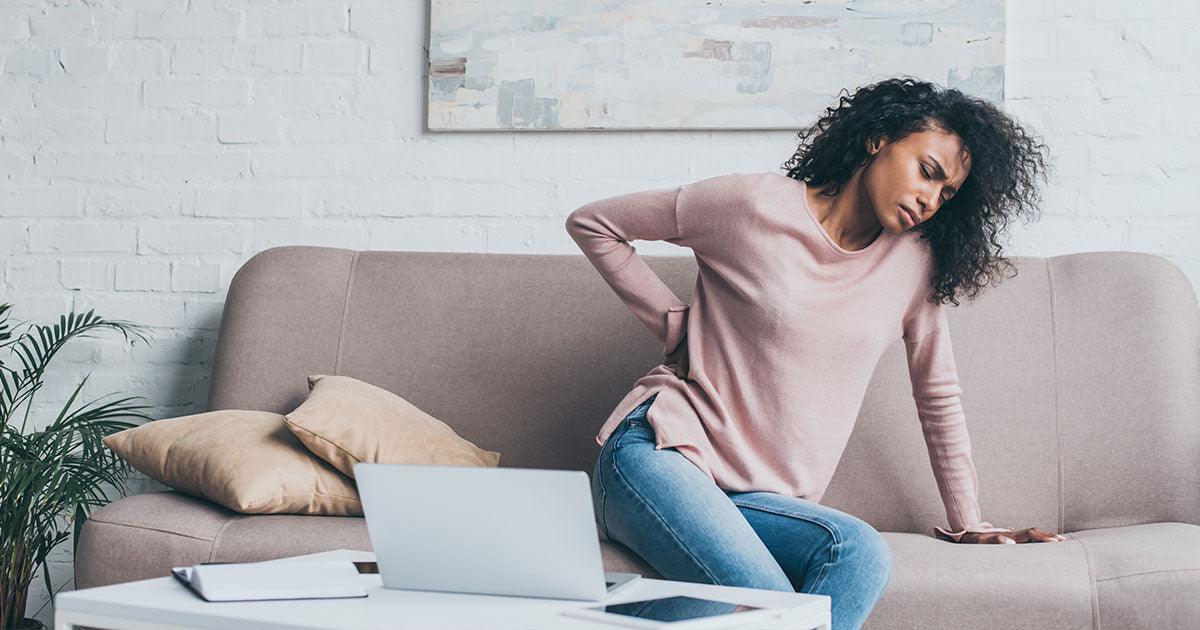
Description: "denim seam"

(598, 416), (644, 535)
(593, 458), (610, 540)
(607, 441), (723, 585)
(730, 500), (843, 593)
(806, 541), (842, 594)
(728, 500), (843, 545)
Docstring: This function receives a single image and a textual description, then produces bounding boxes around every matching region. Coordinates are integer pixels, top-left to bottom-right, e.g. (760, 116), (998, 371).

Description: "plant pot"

(15, 618), (46, 630)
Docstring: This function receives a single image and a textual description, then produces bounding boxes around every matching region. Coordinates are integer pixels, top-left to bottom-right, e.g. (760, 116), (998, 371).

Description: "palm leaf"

(0, 303), (155, 628)
(2, 307), (151, 432)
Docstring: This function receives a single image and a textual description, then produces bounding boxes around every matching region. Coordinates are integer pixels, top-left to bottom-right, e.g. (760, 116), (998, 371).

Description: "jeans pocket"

(615, 422), (657, 456)
(630, 393), (658, 421)
(611, 394), (657, 451)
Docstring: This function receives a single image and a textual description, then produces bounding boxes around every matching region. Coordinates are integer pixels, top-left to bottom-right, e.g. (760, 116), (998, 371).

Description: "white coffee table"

(55, 549), (831, 629)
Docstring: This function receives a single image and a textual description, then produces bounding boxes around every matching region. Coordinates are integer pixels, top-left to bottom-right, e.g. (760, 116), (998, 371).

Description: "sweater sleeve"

(564, 184), (690, 354)
(564, 174), (749, 355)
(903, 303), (1014, 542)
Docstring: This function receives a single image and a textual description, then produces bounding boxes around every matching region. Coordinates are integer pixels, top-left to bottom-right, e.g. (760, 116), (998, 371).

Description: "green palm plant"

(0, 302), (155, 630)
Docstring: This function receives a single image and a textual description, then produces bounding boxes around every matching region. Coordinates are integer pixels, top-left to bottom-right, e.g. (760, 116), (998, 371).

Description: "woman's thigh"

(724, 490), (893, 596)
(594, 396), (792, 592)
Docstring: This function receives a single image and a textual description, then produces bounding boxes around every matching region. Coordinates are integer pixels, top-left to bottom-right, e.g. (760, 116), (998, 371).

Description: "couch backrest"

(208, 246), (1200, 535)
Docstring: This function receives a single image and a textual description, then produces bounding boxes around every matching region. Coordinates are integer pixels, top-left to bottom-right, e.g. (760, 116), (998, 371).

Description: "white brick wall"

(1, 0), (1197, 625)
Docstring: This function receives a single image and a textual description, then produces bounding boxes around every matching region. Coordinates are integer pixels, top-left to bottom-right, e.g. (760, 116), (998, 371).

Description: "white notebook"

(171, 559), (368, 602)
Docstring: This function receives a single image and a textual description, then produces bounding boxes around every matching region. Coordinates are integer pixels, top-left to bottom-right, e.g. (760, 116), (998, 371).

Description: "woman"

(565, 77), (1061, 629)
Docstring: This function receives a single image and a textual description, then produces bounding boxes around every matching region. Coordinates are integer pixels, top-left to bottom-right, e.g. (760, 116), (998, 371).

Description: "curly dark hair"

(781, 76), (1054, 307)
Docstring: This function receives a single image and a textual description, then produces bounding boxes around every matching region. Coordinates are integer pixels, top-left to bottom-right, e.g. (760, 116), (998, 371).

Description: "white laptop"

(353, 462), (642, 601)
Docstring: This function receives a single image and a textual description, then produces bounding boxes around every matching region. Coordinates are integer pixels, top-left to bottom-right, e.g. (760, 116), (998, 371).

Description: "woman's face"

(862, 127), (971, 233)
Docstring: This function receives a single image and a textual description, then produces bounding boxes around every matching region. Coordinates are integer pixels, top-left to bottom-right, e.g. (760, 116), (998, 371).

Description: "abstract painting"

(427, 1), (1005, 131)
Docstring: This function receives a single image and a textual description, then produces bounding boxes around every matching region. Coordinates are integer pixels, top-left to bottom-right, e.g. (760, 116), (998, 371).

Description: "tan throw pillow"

(102, 409), (362, 516)
(284, 374), (502, 479)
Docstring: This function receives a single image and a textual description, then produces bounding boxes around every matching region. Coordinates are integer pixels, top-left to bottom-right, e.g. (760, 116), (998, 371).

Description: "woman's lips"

(900, 205), (918, 226)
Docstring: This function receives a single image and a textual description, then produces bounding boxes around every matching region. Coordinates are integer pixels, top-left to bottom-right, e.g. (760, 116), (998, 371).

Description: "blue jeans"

(592, 393), (893, 630)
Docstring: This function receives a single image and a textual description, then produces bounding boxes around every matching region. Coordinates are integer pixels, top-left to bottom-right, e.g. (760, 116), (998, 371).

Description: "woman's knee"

(836, 516), (894, 592)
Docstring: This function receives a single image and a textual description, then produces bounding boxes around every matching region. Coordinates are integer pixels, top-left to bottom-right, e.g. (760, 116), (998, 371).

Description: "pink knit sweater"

(566, 171), (1014, 542)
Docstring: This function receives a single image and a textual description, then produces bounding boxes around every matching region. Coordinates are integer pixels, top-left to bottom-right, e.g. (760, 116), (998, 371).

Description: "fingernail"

(1003, 538), (1016, 544)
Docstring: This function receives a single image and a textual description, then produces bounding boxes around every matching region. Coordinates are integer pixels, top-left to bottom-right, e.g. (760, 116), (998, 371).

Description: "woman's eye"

(920, 165), (931, 178)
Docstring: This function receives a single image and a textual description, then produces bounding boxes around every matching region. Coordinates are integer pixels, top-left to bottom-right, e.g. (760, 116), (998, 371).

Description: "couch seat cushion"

(867, 530), (1095, 629)
(75, 491), (370, 589)
(78, 492), (1199, 630)
(868, 523), (1200, 629)
(1070, 521), (1200, 629)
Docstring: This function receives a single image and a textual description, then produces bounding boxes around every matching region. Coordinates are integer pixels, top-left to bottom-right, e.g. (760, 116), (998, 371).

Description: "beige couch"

(75, 245), (1200, 629)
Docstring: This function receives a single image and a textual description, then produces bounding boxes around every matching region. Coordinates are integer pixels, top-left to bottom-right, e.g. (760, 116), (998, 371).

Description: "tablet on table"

(561, 594), (785, 629)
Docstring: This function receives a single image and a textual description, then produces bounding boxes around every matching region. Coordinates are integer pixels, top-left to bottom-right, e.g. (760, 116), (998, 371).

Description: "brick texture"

(0, 1), (1197, 626)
